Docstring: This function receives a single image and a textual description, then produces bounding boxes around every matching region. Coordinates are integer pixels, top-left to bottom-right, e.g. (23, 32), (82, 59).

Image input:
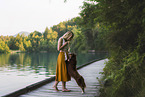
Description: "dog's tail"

(77, 76), (86, 88)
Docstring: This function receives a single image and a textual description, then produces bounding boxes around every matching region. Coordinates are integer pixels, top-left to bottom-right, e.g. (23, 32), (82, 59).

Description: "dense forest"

(0, 17), (107, 53)
(79, 0), (145, 97)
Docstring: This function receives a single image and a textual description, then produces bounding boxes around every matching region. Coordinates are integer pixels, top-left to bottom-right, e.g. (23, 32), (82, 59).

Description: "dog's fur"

(67, 53), (86, 93)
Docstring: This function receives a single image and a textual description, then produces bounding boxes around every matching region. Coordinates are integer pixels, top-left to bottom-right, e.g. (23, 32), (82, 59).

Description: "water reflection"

(0, 52), (107, 77)
(0, 52), (58, 77)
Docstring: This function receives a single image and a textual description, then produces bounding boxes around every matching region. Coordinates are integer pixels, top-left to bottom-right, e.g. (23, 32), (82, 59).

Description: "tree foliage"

(80, 0), (145, 97)
(0, 16), (107, 53)
(0, 40), (10, 53)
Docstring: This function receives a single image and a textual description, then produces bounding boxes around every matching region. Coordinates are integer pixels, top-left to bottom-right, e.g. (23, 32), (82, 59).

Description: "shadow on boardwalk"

(18, 59), (107, 97)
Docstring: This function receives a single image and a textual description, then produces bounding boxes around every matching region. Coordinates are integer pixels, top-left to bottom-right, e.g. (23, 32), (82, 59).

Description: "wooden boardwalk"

(20, 59), (107, 97)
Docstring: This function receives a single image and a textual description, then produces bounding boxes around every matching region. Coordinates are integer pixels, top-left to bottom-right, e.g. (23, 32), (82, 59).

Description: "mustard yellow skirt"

(55, 52), (71, 82)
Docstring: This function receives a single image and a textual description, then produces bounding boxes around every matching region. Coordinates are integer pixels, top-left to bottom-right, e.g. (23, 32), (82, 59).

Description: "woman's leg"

(62, 81), (70, 92)
(53, 81), (59, 91)
(62, 81), (66, 90)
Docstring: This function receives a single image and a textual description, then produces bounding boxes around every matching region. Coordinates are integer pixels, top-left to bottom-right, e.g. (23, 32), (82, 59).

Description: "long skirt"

(55, 52), (71, 82)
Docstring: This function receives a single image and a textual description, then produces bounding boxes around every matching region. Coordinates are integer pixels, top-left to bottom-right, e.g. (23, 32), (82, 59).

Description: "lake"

(0, 52), (107, 96)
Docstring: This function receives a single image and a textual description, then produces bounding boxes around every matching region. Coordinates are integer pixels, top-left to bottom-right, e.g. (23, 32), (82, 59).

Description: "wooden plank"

(19, 59), (107, 97)
(3, 59), (105, 97)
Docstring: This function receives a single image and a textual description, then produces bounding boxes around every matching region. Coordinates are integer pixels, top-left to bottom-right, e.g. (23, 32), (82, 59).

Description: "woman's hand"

(64, 41), (70, 45)
(67, 34), (72, 41)
(67, 41), (70, 44)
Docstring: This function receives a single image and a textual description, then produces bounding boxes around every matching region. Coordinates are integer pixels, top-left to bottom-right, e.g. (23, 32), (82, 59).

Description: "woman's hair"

(62, 31), (74, 40)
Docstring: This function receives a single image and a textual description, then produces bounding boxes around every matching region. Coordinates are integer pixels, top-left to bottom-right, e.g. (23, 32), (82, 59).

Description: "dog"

(67, 53), (86, 93)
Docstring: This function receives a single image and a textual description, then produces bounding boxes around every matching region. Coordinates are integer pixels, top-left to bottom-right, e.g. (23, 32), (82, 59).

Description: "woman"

(53, 31), (74, 92)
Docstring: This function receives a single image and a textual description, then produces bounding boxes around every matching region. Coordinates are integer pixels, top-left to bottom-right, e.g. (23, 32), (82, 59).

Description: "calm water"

(0, 52), (107, 96)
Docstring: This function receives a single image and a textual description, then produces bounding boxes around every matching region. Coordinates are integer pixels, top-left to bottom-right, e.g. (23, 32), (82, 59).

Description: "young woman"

(53, 31), (74, 92)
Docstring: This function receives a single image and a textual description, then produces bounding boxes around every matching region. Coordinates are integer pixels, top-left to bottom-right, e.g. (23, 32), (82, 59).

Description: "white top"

(62, 38), (68, 60)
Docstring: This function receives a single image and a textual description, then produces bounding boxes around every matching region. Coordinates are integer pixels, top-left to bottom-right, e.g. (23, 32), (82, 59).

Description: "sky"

(0, 0), (84, 36)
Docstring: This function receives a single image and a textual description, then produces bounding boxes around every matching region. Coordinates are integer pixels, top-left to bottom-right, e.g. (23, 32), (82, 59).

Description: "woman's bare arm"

(57, 38), (69, 51)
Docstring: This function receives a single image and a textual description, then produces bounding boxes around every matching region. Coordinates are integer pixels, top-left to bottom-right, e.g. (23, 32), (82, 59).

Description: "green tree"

(0, 40), (10, 53)
(80, 0), (145, 97)
(39, 39), (49, 51)
(19, 42), (25, 51)
(8, 35), (21, 50)
(28, 31), (42, 52)
(43, 27), (49, 39)
(70, 27), (86, 52)
(24, 39), (32, 52)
